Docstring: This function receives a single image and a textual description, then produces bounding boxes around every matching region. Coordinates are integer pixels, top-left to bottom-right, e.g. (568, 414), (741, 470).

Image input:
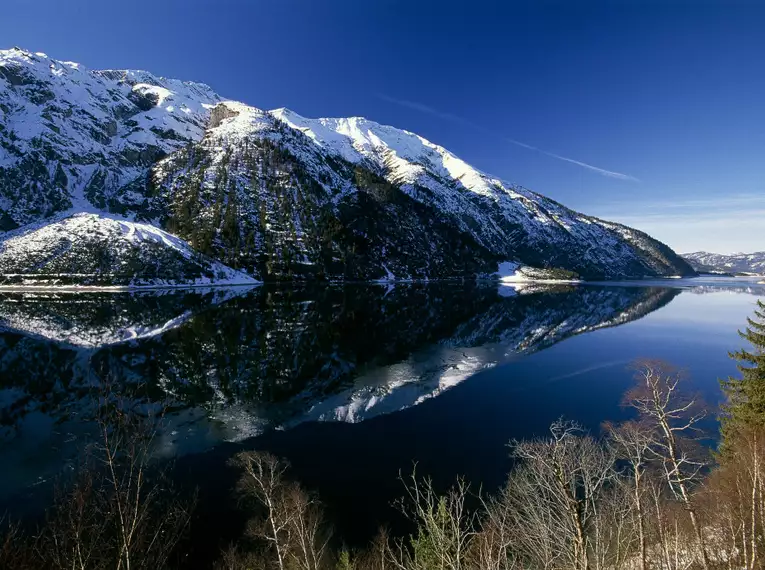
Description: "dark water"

(0, 277), (763, 560)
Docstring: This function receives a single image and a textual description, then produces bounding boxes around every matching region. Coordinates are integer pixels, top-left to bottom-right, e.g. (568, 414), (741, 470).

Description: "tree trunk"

(748, 431), (759, 570)
(634, 471), (647, 570)
(657, 411), (710, 570)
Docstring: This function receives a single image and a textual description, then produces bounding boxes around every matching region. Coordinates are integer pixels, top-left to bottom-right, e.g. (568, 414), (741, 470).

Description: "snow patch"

(494, 261), (523, 282)
(132, 83), (173, 106)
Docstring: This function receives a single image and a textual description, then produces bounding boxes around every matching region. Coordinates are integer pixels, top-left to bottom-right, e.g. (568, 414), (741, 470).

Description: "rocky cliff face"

(0, 48), (219, 229)
(0, 47), (695, 283)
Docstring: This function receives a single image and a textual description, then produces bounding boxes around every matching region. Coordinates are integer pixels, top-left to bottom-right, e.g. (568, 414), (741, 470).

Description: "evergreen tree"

(221, 184), (240, 267)
(720, 299), (765, 448)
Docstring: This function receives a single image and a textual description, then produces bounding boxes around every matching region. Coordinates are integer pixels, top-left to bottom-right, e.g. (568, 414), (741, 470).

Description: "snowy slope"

(0, 47), (220, 228)
(0, 213), (257, 287)
(267, 107), (689, 276)
(683, 251), (765, 275)
(145, 100), (692, 280)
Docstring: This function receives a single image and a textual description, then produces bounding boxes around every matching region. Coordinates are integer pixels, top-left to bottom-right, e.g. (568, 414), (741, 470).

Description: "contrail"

(376, 93), (639, 182)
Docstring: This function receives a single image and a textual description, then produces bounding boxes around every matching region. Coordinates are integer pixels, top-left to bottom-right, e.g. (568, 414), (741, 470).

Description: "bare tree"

(699, 424), (765, 569)
(283, 484), (332, 570)
(0, 516), (35, 570)
(38, 467), (109, 570)
(469, 490), (520, 570)
(231, 451), (332, 570)
(605, 420), (654, 570)
(498, 419), (620, 570)
(20, 393), (195, 570)
(94, 403), (192, 570)
(232, 452), (293, 570)
(388, 467), (475, 570)
(589, 483), (635, 570)
(495, 465), (564, 570)
(625, 360), (711, 569)
(645, 477), (703, 570)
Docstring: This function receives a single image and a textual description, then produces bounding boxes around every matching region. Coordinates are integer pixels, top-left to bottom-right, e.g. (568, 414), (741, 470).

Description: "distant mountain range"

(0, 47), (694, 285)
(682, 251), (765, 275)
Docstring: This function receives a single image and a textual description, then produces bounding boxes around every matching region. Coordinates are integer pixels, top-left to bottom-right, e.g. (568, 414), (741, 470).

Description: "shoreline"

(0, 274), (756, 293)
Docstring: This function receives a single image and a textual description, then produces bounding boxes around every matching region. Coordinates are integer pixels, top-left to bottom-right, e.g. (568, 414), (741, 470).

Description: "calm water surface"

(0, 277), (762, 556)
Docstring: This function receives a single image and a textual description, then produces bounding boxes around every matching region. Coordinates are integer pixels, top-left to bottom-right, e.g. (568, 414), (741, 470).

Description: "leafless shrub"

(350, 528), (394, 570)
(213, 544), (268, 570)
(386, 467), (476, 570)
(35, 399), (194, 570)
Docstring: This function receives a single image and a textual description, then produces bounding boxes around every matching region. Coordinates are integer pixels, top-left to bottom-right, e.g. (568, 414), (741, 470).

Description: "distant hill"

(682, 251), (765, 275)
(0, 213), (256, 287)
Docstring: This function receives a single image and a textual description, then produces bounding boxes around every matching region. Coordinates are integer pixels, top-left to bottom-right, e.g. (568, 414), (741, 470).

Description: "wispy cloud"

(595, 193), (765, 215)
(376, 93), (639, 182)
(375, 94), (478, 128)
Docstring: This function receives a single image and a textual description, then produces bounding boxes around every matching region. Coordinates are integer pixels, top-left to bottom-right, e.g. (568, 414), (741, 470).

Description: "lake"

(0, 276), (763, 560)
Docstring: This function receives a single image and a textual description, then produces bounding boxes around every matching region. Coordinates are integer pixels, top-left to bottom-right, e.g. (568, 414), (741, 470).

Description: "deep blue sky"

(3, 0), (764, 252)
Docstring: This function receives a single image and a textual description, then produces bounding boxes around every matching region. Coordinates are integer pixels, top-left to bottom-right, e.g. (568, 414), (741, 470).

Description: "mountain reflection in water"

(0, 283), (680, 446)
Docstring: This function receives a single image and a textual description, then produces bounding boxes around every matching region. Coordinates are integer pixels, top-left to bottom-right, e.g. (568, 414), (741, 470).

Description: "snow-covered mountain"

(682, 251), (765, 275)
(0, 47), (694, 283)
